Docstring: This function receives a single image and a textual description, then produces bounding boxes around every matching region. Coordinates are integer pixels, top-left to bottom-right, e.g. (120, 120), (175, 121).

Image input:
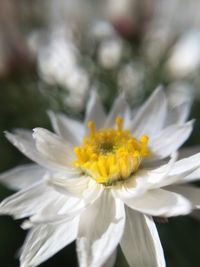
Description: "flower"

(1, 87), (200, 267)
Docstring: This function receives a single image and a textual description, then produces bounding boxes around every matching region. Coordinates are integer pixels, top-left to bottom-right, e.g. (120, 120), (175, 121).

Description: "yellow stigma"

(73, 117), (151, 185)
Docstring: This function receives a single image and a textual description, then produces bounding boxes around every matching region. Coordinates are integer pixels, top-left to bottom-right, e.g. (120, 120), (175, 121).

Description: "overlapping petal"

(85, 90), (106, 130)
(47, 175), (104, 204)
(117, 188), (192, 217)
(0, 164), (46, 190)
(0, 182), (56, 218)
(149, 120), (194, 160)
(48, 111), (84, 144)
(120, 207), (166, 267)
(130, 87), (167, 137)
(20, 218), (79, 267)
(77, 191), (125, 267)
(5, 130), (79, 174)
(104, 94), (128, 128)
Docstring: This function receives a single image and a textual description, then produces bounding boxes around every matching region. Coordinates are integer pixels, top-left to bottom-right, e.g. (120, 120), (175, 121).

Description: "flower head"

(74, 117), (150, 184)
(0, 87), (200, 267)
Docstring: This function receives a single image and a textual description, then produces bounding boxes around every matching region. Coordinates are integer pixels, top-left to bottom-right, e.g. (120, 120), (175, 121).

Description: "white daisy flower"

(1, 87), (200, 267)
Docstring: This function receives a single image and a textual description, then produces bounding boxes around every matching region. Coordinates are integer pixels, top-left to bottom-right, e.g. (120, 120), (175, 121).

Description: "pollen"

(73, 117), (151, 185)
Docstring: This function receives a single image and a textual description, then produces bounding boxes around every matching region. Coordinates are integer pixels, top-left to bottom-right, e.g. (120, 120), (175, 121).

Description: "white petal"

(150, 120), (194, 160)
(20, 218), (79, 267)
(184, 167), (200, 182)
(48, 111), (84, 144)
(85, 90), (106, 130)
(166, 185), (200, 208)
(152, 153), (200, 187)
(47, 175), (103, 204)
(5, 131), (79, 174)
(120, 189), (192, 217)
(33, 128), (74, 167)
(13, 129), (34, 142)
(77, 191), (125, 267)
(130, 86), (167, 137)
(165, 102), (192, 126)
(112, 174), (150, 200)
(165, 84), (193, 125)
(104, 94), (127, 128)
(0, 164), (46, 190)
(169, 152), (200, 177)
(0, 181), (57, 219)
(102, 250), (117, 267)
(23, 194), (84, 228)
(120, 207), (165, 267)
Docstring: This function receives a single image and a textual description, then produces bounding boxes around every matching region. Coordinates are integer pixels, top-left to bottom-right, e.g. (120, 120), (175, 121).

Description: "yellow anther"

(140, 135), (149, 143)
(88, 120), (96, 136)
(73, 119), (151, 185)
(116, 116), (123, 131)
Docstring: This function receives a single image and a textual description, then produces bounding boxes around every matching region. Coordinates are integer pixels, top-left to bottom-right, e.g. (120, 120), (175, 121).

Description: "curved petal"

(77, 191), (125, 267)
(33, 128), (74, 166)
(130, 86), (167, 137)
(85, 90), (106, 130)
(104, 94), (127, 128)
(47, 175), (103, 204)
(151, 153), (200, 187)
(0, 164), (46, 190)
(120, 207), (166, 267)
(165, 102), (192, 126)
(22, 194), (84, 228)
(112, 174), (150, 200)
(119, 189), (192, 217)
(168, 152), (200, 177)
(184, 167), (200, 182)
(0, 181), (57, 219)
(165, 85), (193, 125)
(48, 111), (84, 144)
(5, 131), (79, 174)
(20, 217), (79, 267)
(150, 120), (194, 160)
(102, 250), (117, 267)
(166, 185), (200, 208)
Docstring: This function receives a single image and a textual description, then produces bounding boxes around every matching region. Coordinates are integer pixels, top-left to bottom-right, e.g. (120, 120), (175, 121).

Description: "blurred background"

(0, 0), (200, 266)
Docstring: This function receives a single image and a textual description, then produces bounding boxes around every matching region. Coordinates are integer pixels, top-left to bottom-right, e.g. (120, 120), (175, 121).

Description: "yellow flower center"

(73, 117), (150, 185)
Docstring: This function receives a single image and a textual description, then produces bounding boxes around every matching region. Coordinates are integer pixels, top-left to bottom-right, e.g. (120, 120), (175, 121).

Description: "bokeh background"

(0, 0), (200, 266)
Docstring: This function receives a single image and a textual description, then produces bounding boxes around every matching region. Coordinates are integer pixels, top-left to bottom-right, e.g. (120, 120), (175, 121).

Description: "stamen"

(88, 120), (96, 136)
(74, 119), (151, 185)
(116, 116), (123, 131)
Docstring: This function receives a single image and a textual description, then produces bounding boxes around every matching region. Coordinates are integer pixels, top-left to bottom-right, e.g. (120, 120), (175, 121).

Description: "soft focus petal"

(130, 86), (167, 137)
(33, 128), (74, 166)
(0, 164), (46, 190)
(150, 120), (194, 160)
(5, 131), (78, 174)
(166, 185), (200, 208)
(184, 168), (200, 182)
(112, 174), (150, 199)
(104, 94), (127, 128)
(165, 102), (192, 126)
(0, 182), (57, 219)
(48, 111), (84, 144)
(47, 175), (103, 204)
(22, 194), (84, 228)
(85, 90), (106, 130)
(20, 218), (79, 267)
(151, 153), (200, 187)
(165, 84), (193, 125)
(77, 191), (125, 267)
(102, 250), (117, 267)
(120, 207), (165, 267)
(120, 189), (192, 217)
